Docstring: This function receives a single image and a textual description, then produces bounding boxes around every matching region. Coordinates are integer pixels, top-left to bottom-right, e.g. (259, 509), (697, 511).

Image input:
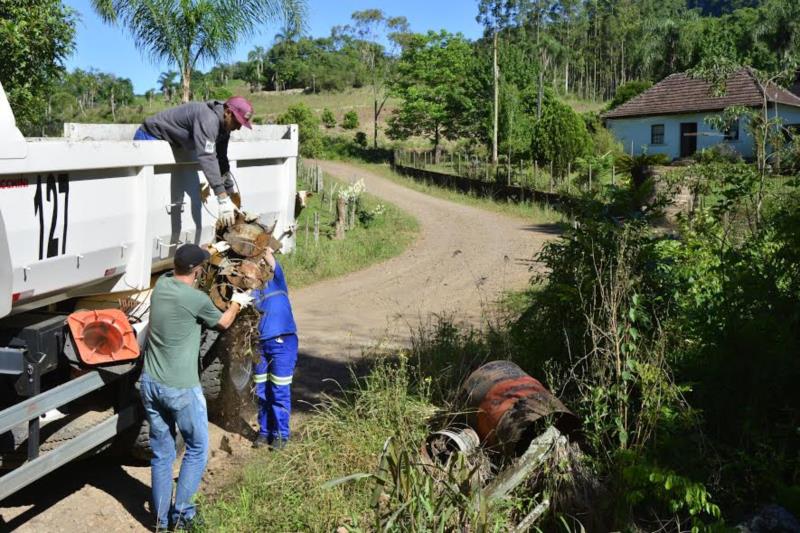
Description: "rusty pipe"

(461, 360), (578, 456)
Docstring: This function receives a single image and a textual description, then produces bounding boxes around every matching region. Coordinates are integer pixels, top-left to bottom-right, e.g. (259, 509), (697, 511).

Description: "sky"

(63, 0), (484, 94)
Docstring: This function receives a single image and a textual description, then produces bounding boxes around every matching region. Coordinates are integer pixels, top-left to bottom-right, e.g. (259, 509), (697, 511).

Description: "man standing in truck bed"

(134, 96), (254, 227)
(140, 243), (252, 530)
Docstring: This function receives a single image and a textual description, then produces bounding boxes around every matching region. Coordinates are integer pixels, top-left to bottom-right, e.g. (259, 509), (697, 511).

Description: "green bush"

(692, 143), (744, 164)
(277, 103), (322, 157)
(341, 109), (359, 130)
(354, 131), (368, 148)
(608, 80), (653, 110)
(531, 98), (593, 178)
(321, 107), (336, 128)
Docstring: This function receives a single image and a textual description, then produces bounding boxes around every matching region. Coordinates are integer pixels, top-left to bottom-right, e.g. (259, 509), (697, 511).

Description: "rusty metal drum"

(461, 360), (578, 456)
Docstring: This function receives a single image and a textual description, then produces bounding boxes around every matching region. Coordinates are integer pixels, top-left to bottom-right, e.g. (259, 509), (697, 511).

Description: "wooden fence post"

(313, 212), (319, 245)
(335, 197), (346, 240)
(349, 199), (357, 230)
(611, 164), (616, 185)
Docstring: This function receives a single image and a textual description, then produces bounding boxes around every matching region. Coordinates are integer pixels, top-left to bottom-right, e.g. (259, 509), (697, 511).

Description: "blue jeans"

(140, 372), (209, 528)
(253, 334), (298, 442)
(133, 127), (158, 140)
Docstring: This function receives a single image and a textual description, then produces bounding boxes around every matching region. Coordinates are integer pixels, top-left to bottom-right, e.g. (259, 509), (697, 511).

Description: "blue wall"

(606, 105), (800, 160)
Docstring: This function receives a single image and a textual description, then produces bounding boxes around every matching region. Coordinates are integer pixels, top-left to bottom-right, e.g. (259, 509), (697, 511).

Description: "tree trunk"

(373, 98), (379, 149)
(110, 87), (116, 122)
(492, 31), (499, 165)
(181, 65), (191, 102)
(434, 127), (441, 164)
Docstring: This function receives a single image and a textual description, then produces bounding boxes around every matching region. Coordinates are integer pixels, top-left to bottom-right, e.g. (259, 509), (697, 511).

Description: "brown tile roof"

(603, 68), (800, 119)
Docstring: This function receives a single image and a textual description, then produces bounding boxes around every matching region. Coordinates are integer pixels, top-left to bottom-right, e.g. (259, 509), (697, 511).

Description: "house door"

(680, 123), (698, 158)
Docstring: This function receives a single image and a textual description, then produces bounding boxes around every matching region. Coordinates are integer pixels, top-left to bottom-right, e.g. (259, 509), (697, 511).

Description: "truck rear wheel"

(126, 417), (185, 462)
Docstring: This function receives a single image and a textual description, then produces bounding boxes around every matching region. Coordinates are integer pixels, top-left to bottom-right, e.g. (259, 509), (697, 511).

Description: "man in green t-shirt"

(140, 243), (251, 530)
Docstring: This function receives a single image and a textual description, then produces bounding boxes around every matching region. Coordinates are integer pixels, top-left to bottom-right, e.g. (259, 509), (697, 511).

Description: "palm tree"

(91, 0), (307, 102)
(158, 70), (178, 101)
(248, 46), (266, 91)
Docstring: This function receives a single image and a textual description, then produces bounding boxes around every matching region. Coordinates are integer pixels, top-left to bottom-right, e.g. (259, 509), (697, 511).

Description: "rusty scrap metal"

(202, 214), (279, 311)
(461, 360), (578, 457)
(423, 426), (480, 466)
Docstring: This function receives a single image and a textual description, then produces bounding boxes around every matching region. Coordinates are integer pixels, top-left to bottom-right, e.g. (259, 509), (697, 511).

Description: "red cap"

(225, 96), (254, 129)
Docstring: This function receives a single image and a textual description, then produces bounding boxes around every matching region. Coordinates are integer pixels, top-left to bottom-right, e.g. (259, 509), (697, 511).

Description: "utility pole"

(492, 31), (499, 165)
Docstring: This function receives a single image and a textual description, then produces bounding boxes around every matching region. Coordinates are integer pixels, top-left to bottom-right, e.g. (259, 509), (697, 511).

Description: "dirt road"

(0, 161), (557, 532)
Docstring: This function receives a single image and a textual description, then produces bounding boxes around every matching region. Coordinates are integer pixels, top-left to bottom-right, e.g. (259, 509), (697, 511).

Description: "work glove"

(242, 211), (260, 223)
(210, 241), (230, 254)
(217, 195), (237, 227)
(230, 290), (254, 309)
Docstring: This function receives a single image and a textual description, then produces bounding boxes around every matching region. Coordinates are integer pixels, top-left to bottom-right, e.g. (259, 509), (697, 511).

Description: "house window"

(724, 120), (739, 141)
(651, 124), (665, 145)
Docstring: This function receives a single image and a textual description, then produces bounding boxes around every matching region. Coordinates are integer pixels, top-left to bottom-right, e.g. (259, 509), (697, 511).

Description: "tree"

(388, 31), (474, 159)
(0, 0), (76, 135)
(277, 103), (321, 157)
(530, 92), (592, 177)
(341, 110), (359, 130)
(247, 46), (267, 91)
(91, 0), (307, 102)
(321, 108), (336, 128)
(157, 71), (178, 102)
(607, 80), (652, 110)
(343, 9), (409, 148)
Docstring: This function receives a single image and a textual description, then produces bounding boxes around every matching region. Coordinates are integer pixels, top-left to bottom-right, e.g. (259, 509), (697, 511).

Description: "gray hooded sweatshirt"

(140, 101), (234, 195)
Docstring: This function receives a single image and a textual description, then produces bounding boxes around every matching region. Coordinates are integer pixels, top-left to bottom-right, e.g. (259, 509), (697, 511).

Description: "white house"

(603, 69), (800, 160)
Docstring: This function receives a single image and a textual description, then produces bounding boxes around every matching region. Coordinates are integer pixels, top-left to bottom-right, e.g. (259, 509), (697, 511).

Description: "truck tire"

(201, 355), (224, 402)
(128, 418), (186, 462)
(38, 408), (116, 454)
(1, 409), (118, 469)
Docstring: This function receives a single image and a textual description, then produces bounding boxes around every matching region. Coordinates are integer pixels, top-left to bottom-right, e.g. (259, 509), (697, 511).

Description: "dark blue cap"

(174, 244), (210, 270)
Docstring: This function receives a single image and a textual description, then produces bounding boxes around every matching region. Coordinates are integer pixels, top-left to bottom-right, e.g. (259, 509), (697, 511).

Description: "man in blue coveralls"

(251, 245), (298, 449)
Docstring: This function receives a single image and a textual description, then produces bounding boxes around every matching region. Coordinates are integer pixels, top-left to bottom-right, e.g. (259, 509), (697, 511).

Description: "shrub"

(321, 107), (336, 128)
(531, 99), (593, 178)
(354, 131), (368, 148)
(692, 143), (744, 164)
(608, 80), (652, 110)
(278, 103), (322, 157)
(341, 109), (359, 130)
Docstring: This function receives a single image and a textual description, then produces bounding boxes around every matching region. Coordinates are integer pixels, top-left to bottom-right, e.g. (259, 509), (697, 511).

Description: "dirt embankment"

(0, 160), (558, 532)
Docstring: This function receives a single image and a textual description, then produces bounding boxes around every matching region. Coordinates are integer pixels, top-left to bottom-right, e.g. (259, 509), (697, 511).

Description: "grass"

(280, 171), (419, 289)
(338, 160), (565, 225)
(200, 357), (438, 532)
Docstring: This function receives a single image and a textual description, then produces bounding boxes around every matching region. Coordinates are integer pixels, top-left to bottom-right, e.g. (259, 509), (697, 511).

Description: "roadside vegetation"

(204, 152), (800, 531)
(280, 171), (418, 289)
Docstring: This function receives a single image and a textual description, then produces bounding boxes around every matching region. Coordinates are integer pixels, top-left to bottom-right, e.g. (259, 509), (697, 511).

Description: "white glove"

(217, 195), (237, 227)
(230, 290), (253, 309)
(242, 211), (260, 223)
(211, 241), (230, 254)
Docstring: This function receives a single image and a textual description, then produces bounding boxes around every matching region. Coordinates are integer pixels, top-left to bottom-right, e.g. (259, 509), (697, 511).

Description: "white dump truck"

(0, 82), (298, 500)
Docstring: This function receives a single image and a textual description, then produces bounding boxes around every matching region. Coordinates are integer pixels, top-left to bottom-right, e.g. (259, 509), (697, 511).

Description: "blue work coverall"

(252, 261), (298, 443)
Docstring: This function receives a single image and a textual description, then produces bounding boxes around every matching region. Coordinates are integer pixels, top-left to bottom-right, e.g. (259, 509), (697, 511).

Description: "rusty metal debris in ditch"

(460, 360), (579, 457)
(423, 425), (480, 465)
